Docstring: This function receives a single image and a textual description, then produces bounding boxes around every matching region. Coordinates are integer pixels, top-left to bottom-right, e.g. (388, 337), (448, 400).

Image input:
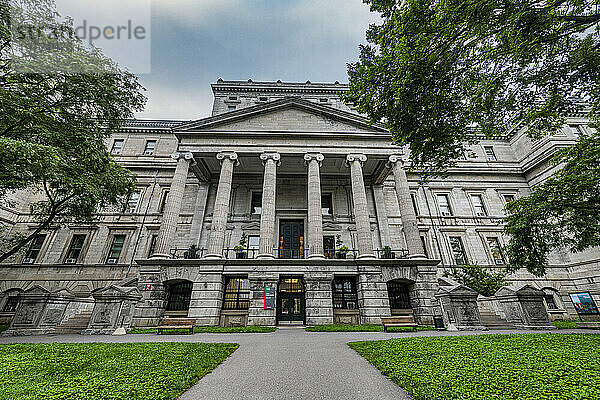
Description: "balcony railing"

(169, 247), (410, 260)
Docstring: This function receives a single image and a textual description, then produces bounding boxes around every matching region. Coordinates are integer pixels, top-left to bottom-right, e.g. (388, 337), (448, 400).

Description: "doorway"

(278, 219), (304, 258)
(277, 277), (305, 324)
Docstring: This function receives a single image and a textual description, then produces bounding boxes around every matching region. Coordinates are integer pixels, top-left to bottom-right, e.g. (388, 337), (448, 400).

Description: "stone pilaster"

(258, 153), (280, 258)
(388, 155), (425, 258)
(152, 152), (195, 258)
(346, 154), (375, 258)
(304, 153), (325, 258)
(206, 152), (239, 258)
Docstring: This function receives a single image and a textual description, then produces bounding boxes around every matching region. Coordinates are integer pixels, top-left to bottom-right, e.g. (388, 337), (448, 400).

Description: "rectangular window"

(159, 190), (169, 213)
(410, 193), (419, 215)
(420, 236), (429, 258)
(106, 235), (126, 264)
(323, 235), (335, 259)
(321, 193), (333, 215)
(111, 139), (124, 155)
(147, 234), (158, 258)
(570, 124), (585, 136)
(124, 190), (141, 213)
(228, 105), (236, 111)
(2, 292), (21, 312)
(449, 237), (467, 265)
(487, 237), (505, 265)
(471, 194), (487, 216)
(23, 234), (46, 263)
(545, 294), (558, 310)
(64, 234), (86, 263)
(251, 192), (262, 214)
(259, 96), (268, 102)
(320, 98), (329, 103)
(484, 146), (497, 161)
(223, 277), (250, 310)
(144, 140), (156, 155)
(503, 194), (515, 204)
(332, 277), (358, 309)
(228, 96), (238, 101)
(437, 194), (453, 216)
(247, 235), (259, 251)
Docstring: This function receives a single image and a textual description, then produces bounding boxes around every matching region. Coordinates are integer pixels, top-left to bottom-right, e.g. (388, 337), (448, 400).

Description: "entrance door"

(279, 220), (304, 258)
(277, 277), (305, 323)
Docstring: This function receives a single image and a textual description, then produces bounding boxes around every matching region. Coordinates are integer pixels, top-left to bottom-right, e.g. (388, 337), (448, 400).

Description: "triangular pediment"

(176, 98), (388, 134)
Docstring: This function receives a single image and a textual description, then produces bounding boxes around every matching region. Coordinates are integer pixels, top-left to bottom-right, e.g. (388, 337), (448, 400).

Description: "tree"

(346, 0), (600, 274)
(443, 264), (507, 297)
(0, 0), (146, 262)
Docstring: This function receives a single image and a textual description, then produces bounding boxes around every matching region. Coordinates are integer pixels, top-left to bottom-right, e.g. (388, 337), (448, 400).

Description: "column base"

(149, 253), (170, 260)
(257, 253), (276, 259)
(308, 254), (325, 259)
(204, 253), (223, 259)
(408, 253), (428, 260)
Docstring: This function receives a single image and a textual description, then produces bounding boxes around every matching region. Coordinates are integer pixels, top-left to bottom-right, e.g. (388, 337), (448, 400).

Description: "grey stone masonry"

(207, 152), (239, 257)
(305, 273), (334, 325)
(388, 155), (425, 257)
(346, 154), (375, 258)
(259, 153), (280, 258)
(83, 283), (142, 335)
(247, 273), (278, 326)
(152, 152), (195, 258)
(305, 153), (325, 258)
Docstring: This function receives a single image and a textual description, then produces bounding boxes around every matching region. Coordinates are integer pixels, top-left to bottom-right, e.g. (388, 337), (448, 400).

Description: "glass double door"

(277, 277), (305, 323)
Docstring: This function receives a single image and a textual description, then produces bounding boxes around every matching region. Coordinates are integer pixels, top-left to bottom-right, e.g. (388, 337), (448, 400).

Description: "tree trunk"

(0, 213), (55, 262)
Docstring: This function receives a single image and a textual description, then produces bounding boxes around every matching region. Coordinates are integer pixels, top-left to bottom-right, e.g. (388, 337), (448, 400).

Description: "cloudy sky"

(137, 0), (378, 119)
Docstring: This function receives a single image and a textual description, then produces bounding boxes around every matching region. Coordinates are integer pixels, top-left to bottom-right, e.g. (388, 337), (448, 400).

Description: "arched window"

(1, 289), (23, 313)
(165, 281), (193, 312)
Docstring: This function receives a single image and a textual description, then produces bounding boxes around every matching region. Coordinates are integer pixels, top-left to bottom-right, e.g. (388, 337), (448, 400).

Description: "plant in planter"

(184, 244), (199, 259)
(335, 235), (350, 259)
(382, 245), (395, 259)
(234, 233), (248, 259)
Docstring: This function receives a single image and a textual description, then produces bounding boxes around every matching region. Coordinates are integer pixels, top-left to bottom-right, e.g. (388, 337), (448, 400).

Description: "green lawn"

(552, 320), (578, 329)
(349, 334), (600, 400)
(306, 324), (435, 332)
(128, 325), (276, 334)
(0, 342), (238, 400)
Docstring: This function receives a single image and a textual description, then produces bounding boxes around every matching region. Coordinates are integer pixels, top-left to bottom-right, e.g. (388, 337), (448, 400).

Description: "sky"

(136, 0), (379, 120)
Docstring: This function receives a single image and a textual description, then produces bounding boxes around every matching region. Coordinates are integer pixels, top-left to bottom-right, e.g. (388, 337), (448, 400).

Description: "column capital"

(304, 152), (324, 167)
(345, 153), (367, 167)
(171, 151), (195, 164)
(260, 152), (281, 166)
(387, 154), (409, 167)
(216, 151), (240, 166)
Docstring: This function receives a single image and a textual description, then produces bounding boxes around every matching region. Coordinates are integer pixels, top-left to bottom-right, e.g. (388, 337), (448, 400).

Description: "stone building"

(1, 79), (598, 328)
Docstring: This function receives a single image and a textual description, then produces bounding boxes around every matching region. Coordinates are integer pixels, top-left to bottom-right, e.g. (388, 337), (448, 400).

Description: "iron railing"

(169, 247), (411, 260)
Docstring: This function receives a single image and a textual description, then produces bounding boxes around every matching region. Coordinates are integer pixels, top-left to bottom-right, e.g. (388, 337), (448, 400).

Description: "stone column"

(388, 155), (425, 257)
(258, 152), (280, 258)
(152, 152), (195, 258)
(346, 154), (375, 258)
(304, 153), (325, 258)
(372, 185), (391, 248)
(206, 152), (239, 258)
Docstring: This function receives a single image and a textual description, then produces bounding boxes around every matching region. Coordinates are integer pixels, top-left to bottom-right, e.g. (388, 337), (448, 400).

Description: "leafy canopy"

(0, 0), (146, 261)
(346, 0), (600, 275)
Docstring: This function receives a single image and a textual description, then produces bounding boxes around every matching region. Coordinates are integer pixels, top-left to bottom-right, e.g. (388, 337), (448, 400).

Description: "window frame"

(410, 193), (419, 215)
(106, 234), (126, 264)
(110, 139), (124, 155)
(1, 289), (23, 313)
(483, 145), (497, 161)
(436, 193), (453, 216)
(448, 236), (468, 265)
(143, 140), (157, 155)
(332, 277), (358, 310)
(147, 234), (158, 258)
(23, 234), (47, 264)
(123, 190), (141, 213)
(159, 190), (169, 213)
(323, 235), (335, 259)
(321, 193), (333, 216)
(64, 234), (87, 263)
(486, 236), (505, 265)
(222, 276), (251, 310)
(250, 191), (262, 215)
(470, 194), (488, 217)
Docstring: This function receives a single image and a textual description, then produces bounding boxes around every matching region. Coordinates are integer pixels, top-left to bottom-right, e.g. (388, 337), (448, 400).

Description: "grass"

(552, 319), (578, 329)
(0, 325), (8, 333)
(305, 323), (435, 332)
(128, 325), (276, 334)
(349, 333), (600, 400)
(0, 342), (237, 400)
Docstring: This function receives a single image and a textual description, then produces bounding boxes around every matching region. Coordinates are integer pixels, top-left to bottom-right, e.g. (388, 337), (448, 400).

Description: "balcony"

(169, 247), (410, 260)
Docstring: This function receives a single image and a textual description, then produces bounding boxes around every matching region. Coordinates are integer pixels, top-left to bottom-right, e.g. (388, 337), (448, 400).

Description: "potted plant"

(234, 233), (248, 259)
(382, 246), (395, 259)
(184, 244), (199, 259)
(335, 234), (349, 259)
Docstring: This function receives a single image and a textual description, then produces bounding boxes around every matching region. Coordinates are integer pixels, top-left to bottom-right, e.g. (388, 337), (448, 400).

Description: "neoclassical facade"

(1, 79), (598, 328)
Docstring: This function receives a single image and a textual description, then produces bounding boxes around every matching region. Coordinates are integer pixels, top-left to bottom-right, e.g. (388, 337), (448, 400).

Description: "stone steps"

(478, 305), (515, 330)
(53, 311), (92, 334)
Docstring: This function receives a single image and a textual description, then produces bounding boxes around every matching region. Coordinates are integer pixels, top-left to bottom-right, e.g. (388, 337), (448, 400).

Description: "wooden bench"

(156, 318), (196, 335)
(381, 315), (418, 332)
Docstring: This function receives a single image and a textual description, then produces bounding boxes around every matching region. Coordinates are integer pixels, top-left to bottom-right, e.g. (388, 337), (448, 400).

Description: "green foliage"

(504, 131), (600, 275)
(443, 265), (507, 296)
(552, 320), (578, 329)
(128, 325), (276, 334)
(0, 0), (146, 261)
(349, 334), (600, 400)
(306, 324), (435, 332)
(234, 232), (248, 251)
(346, 0), (600, 176)
(0, 324), (8, 333)
(0, 342), (237, 400)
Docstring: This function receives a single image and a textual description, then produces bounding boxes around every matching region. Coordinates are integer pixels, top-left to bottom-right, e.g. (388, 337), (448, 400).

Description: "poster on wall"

(569, 292), (599, 315)
(264, 287), (276, 310)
